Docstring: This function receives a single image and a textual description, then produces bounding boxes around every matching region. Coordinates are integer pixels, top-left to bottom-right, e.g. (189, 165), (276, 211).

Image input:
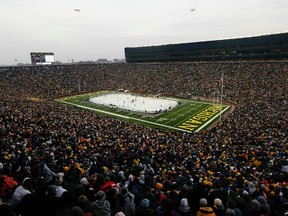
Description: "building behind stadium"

(125, 32), (288, 63)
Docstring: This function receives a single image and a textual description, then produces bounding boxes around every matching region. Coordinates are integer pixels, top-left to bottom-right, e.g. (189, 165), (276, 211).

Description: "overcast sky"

(0, 0), (287, 65)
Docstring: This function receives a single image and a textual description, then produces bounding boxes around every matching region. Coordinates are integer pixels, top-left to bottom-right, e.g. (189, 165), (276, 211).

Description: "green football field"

(56, 91), (230, 133)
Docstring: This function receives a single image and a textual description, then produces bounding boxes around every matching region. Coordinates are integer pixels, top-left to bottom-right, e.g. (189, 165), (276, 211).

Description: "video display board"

(30, 52), (55, 65)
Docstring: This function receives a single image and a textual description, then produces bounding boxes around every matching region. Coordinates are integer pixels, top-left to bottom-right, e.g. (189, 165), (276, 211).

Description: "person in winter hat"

(91, 190), (111, 216)
(119, 186), (135, 216)
(135, 198), (155, 216)
(196, 198), (216, 216)
(257, 195), (271, 216)
(212, 198), (225, 216)
(178, 198), (193, 216)
(224, 208), (235, 216)
(55, 172), (67, 198)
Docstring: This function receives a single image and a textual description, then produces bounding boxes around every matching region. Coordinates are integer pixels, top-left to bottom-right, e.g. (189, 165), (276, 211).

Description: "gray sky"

(1, 0), (287, 65)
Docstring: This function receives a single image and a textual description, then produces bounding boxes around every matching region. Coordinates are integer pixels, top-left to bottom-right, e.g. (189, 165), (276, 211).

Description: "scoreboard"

(30, 52), (55, 65)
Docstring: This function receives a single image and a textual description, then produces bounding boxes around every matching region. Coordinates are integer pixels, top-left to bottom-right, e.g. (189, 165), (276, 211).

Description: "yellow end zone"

(177, 105), (229, 132)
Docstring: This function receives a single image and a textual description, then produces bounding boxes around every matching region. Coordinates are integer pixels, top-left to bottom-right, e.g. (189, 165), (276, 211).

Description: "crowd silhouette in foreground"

(0, 61), (287, 216)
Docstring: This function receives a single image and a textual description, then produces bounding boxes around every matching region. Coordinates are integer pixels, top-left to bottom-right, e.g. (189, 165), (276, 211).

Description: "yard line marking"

(174, 103), (209, 127)
(151, 102), (191, 122)
(164, 103), (201, 125)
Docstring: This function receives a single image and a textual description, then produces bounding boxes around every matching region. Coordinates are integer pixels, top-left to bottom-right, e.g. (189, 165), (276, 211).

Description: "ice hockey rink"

(89, 92), (179, 114)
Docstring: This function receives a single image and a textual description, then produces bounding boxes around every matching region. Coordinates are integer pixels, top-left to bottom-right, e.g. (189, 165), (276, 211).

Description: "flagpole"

(212, 91), (215, 112)
(219, 72), (224, 121)
(78, 79), (81, 92)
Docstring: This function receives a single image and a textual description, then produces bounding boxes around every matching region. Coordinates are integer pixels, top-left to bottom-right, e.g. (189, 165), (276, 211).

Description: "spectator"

(76, 195), (93, 216)
(177, 198), (193, 216)
(256, 196), (271, 216)
(119, 186), (135, 216)
(9, 177), (34, 212)
(212, 198), (225, 216)
(225, 208), (235, 216)
(91, 190), (111, 216)
(158, 199), (180, 216)
(196, 198), (216, 216)
(55, 172), (67, 198)
(39, 161), (58, 188)
(135, 198), (155, 216)
(69, 206), (84, 216)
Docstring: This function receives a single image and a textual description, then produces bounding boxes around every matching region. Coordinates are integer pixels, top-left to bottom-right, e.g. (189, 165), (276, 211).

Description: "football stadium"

(0, 29), (288, 216)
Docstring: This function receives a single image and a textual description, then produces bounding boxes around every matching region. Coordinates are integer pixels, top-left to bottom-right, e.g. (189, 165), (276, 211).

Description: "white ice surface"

(89, 93), (178, 113)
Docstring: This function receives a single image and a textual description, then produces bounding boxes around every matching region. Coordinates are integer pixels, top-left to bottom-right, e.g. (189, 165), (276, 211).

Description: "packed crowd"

(0, 61), (287, 216)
